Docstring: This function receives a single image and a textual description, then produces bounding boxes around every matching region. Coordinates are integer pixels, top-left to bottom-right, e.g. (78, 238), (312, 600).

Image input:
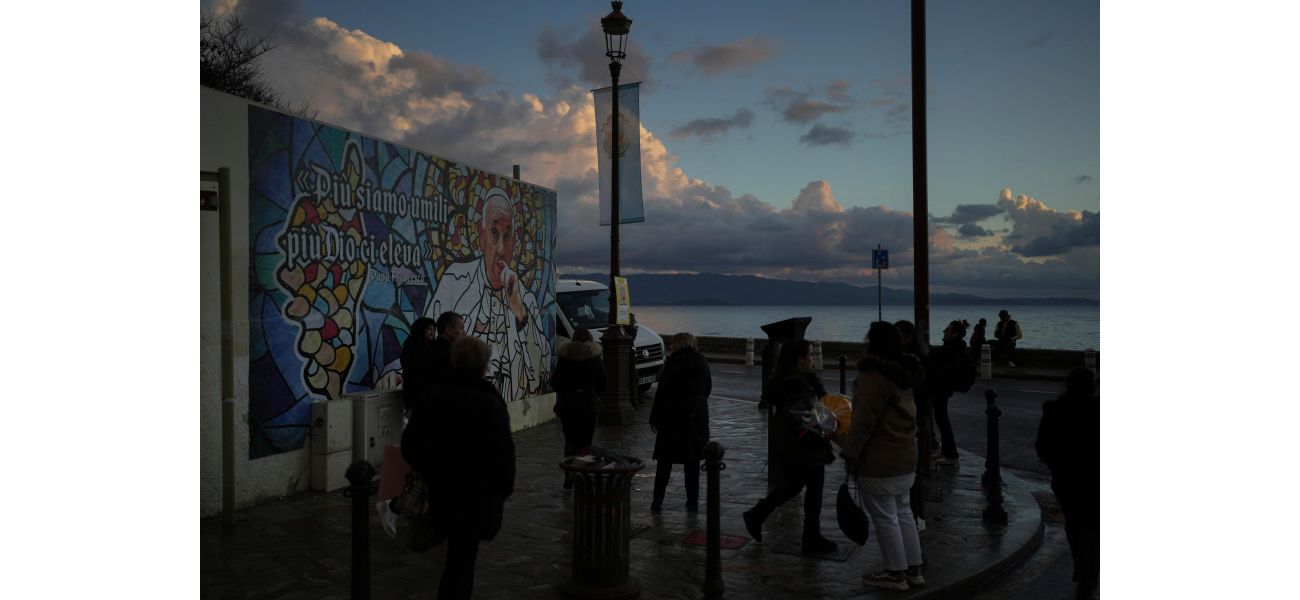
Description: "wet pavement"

(202, 392), (1042, 599)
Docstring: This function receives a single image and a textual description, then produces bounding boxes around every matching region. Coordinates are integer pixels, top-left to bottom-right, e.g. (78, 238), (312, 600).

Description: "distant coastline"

(563, 272), (1099, 307)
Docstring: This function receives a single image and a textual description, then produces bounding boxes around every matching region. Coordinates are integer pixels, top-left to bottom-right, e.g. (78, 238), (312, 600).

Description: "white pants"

(860, 492), (923, 571)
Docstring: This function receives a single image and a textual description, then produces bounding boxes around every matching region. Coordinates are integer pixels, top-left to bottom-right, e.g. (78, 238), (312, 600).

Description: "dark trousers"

(1054, 480), (1099, 588)
(910, 413), (934, 519)
(560, 412), (597, 457)
(750, 464), (826, 534)
(993, 340), (1017, 364)
(438, 532), (481, 600)
(653, 460), (700, 505)
(933, 395), (958, 459)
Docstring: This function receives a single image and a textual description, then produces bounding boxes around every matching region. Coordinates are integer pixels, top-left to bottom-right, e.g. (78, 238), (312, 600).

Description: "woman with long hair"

(842, 321), (926, 591)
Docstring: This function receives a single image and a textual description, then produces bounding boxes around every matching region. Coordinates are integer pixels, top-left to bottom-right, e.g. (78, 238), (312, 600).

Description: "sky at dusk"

(204, 0), (1099, 299)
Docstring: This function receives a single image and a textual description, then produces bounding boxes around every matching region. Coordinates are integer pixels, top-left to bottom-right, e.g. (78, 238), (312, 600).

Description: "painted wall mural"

(248, 106), (557, 458)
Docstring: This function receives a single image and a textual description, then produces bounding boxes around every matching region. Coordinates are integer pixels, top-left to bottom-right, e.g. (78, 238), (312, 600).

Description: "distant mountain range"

(560, 272), (1098, 306)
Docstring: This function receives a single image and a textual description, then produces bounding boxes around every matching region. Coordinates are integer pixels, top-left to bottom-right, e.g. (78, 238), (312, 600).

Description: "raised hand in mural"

(501, 265), (528, 330)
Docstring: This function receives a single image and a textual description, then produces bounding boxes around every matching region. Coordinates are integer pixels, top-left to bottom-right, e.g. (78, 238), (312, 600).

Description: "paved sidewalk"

(202, 396), (1041, 599)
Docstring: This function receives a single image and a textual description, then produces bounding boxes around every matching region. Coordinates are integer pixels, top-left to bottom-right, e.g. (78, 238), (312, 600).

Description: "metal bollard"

(980, 344), (993, 380)
(981, 390), (1007, 524)
(838, 354), (848, 395)
(745, 338), (755, 367)
(345, 460), (375, 600)
(812, 341), (823, 371)
(702, 441), (727, 599)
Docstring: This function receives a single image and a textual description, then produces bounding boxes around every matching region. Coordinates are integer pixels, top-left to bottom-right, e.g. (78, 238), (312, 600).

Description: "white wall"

(199, 88), (557, 519)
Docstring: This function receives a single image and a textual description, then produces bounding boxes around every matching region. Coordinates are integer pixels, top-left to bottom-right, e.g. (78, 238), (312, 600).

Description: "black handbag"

(836, 399), (893, 546)
(836, 479), (870, 545)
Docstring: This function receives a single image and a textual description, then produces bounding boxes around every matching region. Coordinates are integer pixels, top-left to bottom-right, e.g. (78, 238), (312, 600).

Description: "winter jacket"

(841, 355), (921, 478)
(401, 373), (516, 541)
(770, 371), (835, 469)
(650, 347), (712, 463)
(400, 318), (437, 410)
(550, 340), (606, 416)
(929, 337), (974, 400)
(1035, 392), (1100, 487)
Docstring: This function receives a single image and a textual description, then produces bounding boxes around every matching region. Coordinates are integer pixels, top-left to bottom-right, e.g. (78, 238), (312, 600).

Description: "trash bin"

(759, 317), (811, 486)
(559, 455), (645, 599)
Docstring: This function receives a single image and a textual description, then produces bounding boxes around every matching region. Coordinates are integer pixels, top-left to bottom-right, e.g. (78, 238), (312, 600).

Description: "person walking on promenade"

(741, 339), (838, 554)
(1036, 368), (1099, 600)
(895, 320), (934, 527)
(969, 317), (987, 361)
(402, 336), (516, 600)
(842, 321), (925, 591)
(993, 309), (1023, 367)
(550, 328), (605, 489)
(649, 332), (712, 512)
(930, 320), (975, 465)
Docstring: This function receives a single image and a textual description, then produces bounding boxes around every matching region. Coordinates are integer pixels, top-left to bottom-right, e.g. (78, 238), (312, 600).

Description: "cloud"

(765, 83), (855, 124)
(536, 20), (654, 89)
(668, 108), (755, 141)
(1024, 29), (1054, 49)
(997, 188), (1100, 257)
(799, 124), (854, 147)
(1072, 175), (1094, 184)
(667, 36), (778, 76)
(934, 204), (1004, 225)
(957, 224), (994, 237)
(213, 2), (1097, 298)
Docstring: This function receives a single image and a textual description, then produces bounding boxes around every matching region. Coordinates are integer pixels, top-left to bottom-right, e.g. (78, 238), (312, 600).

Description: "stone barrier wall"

(678, 334), (1098, 371)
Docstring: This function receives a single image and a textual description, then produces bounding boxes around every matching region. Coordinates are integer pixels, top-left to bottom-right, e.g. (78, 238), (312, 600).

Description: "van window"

(558, 289), (611, 330)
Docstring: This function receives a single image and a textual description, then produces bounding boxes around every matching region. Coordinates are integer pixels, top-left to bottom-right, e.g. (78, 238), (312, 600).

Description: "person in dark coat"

(550, 328), (605, 489)
(401, 317), (438, 411)
(649, 332), (712, 512)
(993, 309), (1023, 367)
(428, 311), (465, 391)
(929, 320), (974, 465)
(741, 339), (837, 554)
(401, 336), (516, 600)
(1036, 368), (1099, 600)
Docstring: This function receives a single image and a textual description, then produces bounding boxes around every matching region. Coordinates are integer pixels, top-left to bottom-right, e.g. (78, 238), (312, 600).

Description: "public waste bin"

(559, 453), (645, 599)
(759, 317), (811, 486)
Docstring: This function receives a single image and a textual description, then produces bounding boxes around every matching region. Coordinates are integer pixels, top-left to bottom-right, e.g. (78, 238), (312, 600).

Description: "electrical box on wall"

(309, 399), (353, 491)
(347, 390), (404, 468)
(309, 399), (352, 455)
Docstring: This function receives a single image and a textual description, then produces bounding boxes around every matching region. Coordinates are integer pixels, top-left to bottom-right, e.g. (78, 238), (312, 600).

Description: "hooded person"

(400, 317), (438, 412)
(549, 328), (606, 489)
(842, 321), (927, 592)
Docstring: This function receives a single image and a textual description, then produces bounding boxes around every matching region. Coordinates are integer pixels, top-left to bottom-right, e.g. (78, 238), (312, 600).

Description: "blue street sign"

(872, 249), (889, 269)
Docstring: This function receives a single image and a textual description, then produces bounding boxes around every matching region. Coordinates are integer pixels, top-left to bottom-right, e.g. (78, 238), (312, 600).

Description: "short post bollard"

(812, 341), (823, 371)
(559, 456), (644, 599)
(981, 389), (1008, 524)
(702, 441), (726, 599)
(345, 460), (375, 600)
(838, 354), (848, 395)
(980, 344), (993, 380)
(745, 338), (755, 367)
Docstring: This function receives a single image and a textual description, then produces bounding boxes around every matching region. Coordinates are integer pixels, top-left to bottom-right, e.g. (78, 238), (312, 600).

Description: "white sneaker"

(376, 500), (399, 538)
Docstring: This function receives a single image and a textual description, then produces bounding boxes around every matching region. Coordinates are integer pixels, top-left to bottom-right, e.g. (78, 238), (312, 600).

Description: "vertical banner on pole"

(593, 82), (644, 225)
(614, 276), (632, 325)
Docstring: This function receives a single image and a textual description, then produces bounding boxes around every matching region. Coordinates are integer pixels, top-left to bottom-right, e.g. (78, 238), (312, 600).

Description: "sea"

(632, 304), (1099, 351)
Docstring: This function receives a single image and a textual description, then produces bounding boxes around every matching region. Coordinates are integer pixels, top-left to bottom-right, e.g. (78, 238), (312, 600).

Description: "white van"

(555, 279), (665, 392)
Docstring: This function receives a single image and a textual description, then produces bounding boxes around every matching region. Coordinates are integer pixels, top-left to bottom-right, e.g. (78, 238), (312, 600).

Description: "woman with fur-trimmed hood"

(550, 328), (605, 489)
(842, 321), (927, 592)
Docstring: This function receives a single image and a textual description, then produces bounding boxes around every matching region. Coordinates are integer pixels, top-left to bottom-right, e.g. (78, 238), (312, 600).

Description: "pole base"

(560, 576), (641, 600)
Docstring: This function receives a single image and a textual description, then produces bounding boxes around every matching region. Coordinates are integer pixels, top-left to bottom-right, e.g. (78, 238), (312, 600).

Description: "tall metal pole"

(609, 64), (621, 324)
(911, 0), (930, 344)
(877, 243), (883, 323)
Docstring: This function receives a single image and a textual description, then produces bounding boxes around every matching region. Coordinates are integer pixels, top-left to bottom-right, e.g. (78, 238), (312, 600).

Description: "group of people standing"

(969, 309), (1024, 367)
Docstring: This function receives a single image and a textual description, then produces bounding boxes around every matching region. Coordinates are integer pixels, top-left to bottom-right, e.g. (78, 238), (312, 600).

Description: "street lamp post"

(599, 1), (636, 426)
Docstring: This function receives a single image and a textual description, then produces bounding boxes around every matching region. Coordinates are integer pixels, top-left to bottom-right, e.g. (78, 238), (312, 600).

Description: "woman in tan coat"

(841, 321), (926, 592)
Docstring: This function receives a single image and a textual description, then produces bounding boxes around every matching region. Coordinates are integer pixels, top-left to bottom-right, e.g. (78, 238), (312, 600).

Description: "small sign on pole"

(871, 249), (889, 269)
(614, 276), (631, 325)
